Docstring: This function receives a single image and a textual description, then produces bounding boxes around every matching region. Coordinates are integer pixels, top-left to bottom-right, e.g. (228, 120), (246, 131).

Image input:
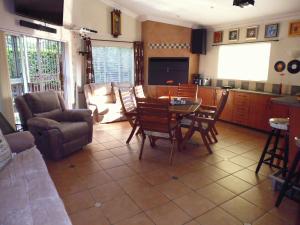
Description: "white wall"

(200, 18), (300, 85)
(0, 0), (141, 115)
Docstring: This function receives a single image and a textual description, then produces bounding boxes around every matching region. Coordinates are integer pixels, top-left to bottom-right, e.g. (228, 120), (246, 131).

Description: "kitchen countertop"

(271, 96), (300, 108)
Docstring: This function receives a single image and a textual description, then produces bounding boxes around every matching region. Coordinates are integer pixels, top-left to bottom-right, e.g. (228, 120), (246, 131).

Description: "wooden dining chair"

(119, 88), (139, 143)
(133, 85), (146, 99)
(177, 83), (198, 99)
(181, 90), (229, 153)
(136, 98), (180, 164)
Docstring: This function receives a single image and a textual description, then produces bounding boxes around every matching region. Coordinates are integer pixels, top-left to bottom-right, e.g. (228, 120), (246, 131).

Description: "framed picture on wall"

(213, 31), (223, 43)
(246, 26), (259, 40)
(265, 23), (279, 38)
(289, 20), (300, 37)
(229, 29), (239, 41)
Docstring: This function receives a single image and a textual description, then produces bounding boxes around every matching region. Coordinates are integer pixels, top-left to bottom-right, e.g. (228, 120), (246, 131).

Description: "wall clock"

(111, 9), (121, 38)
(287, 60), (300, 74)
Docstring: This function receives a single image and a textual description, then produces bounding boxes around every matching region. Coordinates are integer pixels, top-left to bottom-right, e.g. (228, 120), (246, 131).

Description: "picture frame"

(228, 29), (239, 41)
(213, 31), (223, 43)
(111, 9), (121, 38)
(289, 20), (300, 37)
(265, 23), (279, 38)
(246, 26), (259, 40)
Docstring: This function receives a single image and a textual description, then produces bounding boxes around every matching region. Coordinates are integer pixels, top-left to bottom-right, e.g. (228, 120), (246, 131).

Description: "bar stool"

(256, 118), (289, 176)
(275, 137), (300, 207)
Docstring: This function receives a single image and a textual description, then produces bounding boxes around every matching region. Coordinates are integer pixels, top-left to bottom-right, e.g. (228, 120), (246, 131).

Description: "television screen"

(14, 0), (64, 26)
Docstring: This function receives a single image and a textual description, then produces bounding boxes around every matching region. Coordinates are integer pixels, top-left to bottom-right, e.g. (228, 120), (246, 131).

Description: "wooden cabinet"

(198, 87), (216, 106)
(289, 107), (300, 162)
(232, 92), (251, 126)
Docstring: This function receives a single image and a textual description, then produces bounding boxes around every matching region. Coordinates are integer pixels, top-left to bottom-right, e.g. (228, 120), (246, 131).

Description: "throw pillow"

(0, 129), (12, 170)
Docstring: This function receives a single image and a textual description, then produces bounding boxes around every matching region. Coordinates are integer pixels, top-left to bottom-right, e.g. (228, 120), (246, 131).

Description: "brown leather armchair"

(15, 91), (93, 160)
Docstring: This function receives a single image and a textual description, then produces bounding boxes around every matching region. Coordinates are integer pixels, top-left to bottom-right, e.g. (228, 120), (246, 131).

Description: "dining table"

(159, 96), (202, 148)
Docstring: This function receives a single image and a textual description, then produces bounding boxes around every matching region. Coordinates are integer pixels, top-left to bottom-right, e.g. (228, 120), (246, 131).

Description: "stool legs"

(275, 151), (300, 207)
(256, 129), (275, 174)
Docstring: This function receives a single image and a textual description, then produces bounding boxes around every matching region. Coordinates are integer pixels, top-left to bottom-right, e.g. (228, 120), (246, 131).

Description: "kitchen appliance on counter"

(192, 74), (211, 86)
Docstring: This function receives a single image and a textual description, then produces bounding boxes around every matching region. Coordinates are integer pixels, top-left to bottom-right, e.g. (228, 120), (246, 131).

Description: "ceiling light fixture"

(233, 0), (255, 8)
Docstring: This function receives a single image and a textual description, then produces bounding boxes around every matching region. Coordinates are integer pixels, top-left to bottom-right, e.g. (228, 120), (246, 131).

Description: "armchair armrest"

(60, 109), (92, 122)
(5, 131), (35, 153)
(27, 117), (61, 130)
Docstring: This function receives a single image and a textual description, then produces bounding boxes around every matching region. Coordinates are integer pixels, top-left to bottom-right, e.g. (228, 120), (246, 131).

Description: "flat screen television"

(14, 0), (64, 26)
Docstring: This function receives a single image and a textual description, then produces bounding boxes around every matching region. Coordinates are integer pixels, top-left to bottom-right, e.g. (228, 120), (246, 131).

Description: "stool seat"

(269, 118), (289, 130)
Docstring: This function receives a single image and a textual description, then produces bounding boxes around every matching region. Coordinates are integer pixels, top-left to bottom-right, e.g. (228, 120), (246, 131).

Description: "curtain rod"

(212, 39), (279, 46)
(90, 38), (135, 44)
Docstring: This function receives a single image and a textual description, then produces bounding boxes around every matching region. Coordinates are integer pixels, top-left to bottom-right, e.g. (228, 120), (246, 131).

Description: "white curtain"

(0, 31), (15, 127)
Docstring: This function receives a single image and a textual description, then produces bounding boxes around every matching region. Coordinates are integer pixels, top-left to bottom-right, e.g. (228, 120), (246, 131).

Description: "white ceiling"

(102, 0), (300, 27)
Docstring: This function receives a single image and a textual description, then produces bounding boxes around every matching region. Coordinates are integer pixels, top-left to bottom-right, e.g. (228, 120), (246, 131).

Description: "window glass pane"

(217, 43), (271, 81)
(92, 46), (133, 84)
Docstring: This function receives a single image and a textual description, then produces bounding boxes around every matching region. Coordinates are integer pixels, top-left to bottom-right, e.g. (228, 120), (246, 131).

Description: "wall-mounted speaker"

(191, 29), (207, 55)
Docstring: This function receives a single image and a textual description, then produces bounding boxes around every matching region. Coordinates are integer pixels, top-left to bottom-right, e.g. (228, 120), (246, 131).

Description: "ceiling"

(103, 0), (300, 27)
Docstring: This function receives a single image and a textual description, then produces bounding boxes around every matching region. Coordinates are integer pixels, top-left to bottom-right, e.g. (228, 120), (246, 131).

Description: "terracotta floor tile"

(70, 207), (110, 225)
(214, 161), (244, 174)
(217, 175), (252, 194)
(154, 180), (192, 200)
(145, 202), (191, 225)
(89, 181), (125, 203)
(174, 192), (215, 218)
(184, 221), (200, 225)
(269, 198), (300, 225)
(253, 213), (288, 225)
(84, 143), (107, 153)
(105, 165), (136, 180)
(98, 156), (125, 169)
(74, 161), (102, 176)
(101, 140), (125, 149)
(101, 195), (141, 224)
(220, 196), (265, 223)
(233, 169), (266, 185)
(179, 171), (214, 190)
(114, 213), (155, 225)
(196, 166), (229, 181)
(68, 151), (94, 164)
(141, 170), (172, 185)
(214, 149), (237, 159)
(117, 176), (152, 194)
(128, 161), (164, 174)
(229, 155), (257, 167)
(224, 144), (255, 154)
(90, 150), (114, 161)
(62, 190), (94, 214)
(118, 152), (140, 163)
(196, 207), (243, 225)
(197, 183), (236, 205)
(54, 177), (88, 197)
(129, 187), (170, 210)
(79, 171), (112, 188)
(240, 150), (262, 162)
(201, 154), (224, 165)
(247, 164), (279, 176)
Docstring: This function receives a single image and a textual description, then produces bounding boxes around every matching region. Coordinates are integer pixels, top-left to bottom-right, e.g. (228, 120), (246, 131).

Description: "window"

(92, 47), (133, 84)
(217, 42), (271, 81)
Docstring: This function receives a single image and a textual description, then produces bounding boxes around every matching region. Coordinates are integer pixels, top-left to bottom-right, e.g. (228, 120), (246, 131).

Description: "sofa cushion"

(58, 122), (89, 142)
(34, 109), (62, 120)
(24, 91), (62, 114)
(0, 147), (71, 225)
(0, 130), (12, 170)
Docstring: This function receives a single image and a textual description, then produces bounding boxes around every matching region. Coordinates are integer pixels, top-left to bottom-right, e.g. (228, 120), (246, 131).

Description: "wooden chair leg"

(149, 136), (156, 147)
(210, 128), (218, 143)
(139, 135), (146, 160)
(212, 125), (218, 135)
(256, 129), (274, 174)
(169, 138), (176, 165)
(126, 123), (137, 144)
(135, 127), (141, 136)
(207, 132), (213, 144)
(201, 132), (213, 154)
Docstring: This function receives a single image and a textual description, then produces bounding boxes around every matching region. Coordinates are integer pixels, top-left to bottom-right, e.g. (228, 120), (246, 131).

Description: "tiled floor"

(46, 121), (300, 225)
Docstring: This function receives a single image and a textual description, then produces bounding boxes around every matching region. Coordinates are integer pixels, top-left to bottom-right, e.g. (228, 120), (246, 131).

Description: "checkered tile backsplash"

(148, 43), (190, 49)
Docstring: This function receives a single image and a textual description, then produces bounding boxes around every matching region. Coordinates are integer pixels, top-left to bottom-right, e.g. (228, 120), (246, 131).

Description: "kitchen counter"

(271, 96), (300, 108)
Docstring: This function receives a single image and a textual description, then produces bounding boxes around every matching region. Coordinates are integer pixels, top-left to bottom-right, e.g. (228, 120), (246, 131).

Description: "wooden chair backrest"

(177, 83), (198, 99)
(134, 85), (146, 99)
(214, 89), (229, 120)
(119, 89), (136, 113)
(136, 98), (171, 134)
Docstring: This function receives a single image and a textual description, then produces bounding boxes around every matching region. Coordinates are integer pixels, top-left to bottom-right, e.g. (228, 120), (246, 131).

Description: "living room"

(0, 0), (300, 225)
